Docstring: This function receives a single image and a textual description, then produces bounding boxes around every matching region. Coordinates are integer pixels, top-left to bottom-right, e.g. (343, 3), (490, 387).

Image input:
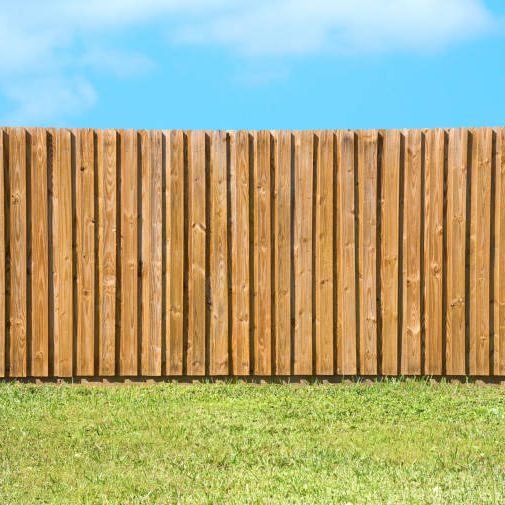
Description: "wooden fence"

(0, 127), (504, 378)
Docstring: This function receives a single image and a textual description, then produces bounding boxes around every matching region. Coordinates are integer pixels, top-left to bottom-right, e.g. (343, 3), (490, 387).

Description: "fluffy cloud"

(0, 0), (497, 124)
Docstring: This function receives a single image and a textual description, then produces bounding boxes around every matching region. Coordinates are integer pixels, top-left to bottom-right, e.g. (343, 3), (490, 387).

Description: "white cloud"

(2, 76), (96, 126)
(0, 0), (497, 124)
(174, 0), (495, 55)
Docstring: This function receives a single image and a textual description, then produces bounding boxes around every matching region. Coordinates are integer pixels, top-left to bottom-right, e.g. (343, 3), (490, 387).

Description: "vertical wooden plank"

(424, 129), (444, 375)
(274, 131), (291, 375)
(315, 130), (334, 375)
(494, 128), (505, 375)
(97, 129), (116, 376)
(254, 131), (272, 375)
(358, 130), (378, 375)
(140, 130), (163, 376)
(166, 130), (184, 375)
(446, 128), (467, 376)
(120, 130), (138, 375)
(9, 128), (27, 377)
(293, 131), (313, 375)
(0, 132), (5, 377)
(75, 129), (95, 376)
(336, 130), (357, 375)
(29, 129), (49, 376)
(187, 131), (206, 375)
(230, 130), (250, 375)
(470, 128), (492, 376)
(52, 129), (73, 377)
(402, 129), (422, 375)
(209, 130), (228, 375)
(381, 130), (400, 375)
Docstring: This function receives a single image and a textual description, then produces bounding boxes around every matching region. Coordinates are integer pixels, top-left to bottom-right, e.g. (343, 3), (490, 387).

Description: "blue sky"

(1, 0), (504, 129)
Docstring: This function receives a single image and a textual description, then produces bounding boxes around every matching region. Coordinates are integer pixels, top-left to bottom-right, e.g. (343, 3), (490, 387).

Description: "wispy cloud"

(175, 0), (495, 55)
(0, 0), (497, 124)
(2, 77), (96, 126)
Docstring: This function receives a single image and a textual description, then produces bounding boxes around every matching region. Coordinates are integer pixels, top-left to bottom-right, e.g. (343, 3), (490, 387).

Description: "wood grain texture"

(274, 131), (292, 376)
(336, 130), (357, 375)
(314, 131), (334, 375)
(358, 130), (378, 375)
(470, 128), (492, 376)
(446, 128), (468, 376)
(253, 131), (272, 375)
(494, 128), (505, 375)
(230, 130), (250, 375)
(293, 131), (313, 375)
(52, 129), (73, 377)
(97, 130), (116, 376)
(119, 130), (138, 375)
(401, 129), (422, 375)
(381, 130), (400, 375)
(9, 128), (27, 377)
(75, 129), (95, 376)
(166, 130), (184, 375)
(140, 130), (163, 376)
(1, 126), (504, 379)
(187, 131), (206, 375)
(424, 129), (444, 375)
(209, 131), (229, 375)
(0, 131), (5, 377)
(29, 128), (49, 376)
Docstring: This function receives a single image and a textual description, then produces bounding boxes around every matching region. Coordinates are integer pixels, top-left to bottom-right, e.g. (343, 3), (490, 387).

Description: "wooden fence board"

(209, 131), (229, 375)
(165, 130), (184, 375)
(97, 129), (116, 376)
(381, 130), (400, 375)
(187, 131), (206, 375)
(9, 128), (27, 377)
(424, 129), (444, 375)
(336, 130), (357, 375)
(358, 130), (378, 375)
(254, 131), (272, 375)
(274, 130), (292, 375)
(470, 128), (492, 375)
(52, 129), (73, 377)
(446, 128), (468, 376)
(140, 130), (163, 376)
(494, 128), (505, 375)
(0, 132), (5, 377)
(119, 130), (138, 375)
(29, 128), (49, 377)
(230, 130), (250, 375)
(315, 130), (334, 375)
(294, 131), (313, 375)
(75, 129), (95, 376)
(401, 129), (422, 375)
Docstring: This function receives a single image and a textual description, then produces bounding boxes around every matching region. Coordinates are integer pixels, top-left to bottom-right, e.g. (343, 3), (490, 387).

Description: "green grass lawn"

(0, 381), (504, 504)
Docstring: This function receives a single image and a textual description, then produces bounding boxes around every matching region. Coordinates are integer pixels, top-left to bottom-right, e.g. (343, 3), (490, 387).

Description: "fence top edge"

(1, 126), (504, 135)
